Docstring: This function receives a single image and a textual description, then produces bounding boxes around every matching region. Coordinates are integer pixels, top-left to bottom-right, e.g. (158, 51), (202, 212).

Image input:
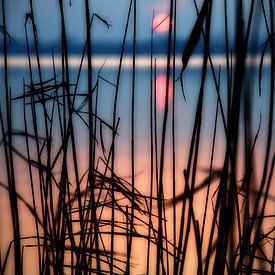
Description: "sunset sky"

(4, 0), (267, 50)
(0, 0), (274, 274)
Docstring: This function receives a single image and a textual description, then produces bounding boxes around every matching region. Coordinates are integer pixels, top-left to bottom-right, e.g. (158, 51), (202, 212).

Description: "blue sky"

(2, 0), (267, 56)
(4, 0), (225, 42)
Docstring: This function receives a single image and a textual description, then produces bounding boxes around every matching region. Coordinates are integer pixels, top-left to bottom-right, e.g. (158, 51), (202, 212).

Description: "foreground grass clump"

(0, 0), (274, 274)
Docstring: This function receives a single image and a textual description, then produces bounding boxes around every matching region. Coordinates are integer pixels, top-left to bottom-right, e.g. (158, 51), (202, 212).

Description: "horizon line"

(0, 54), (271, 69)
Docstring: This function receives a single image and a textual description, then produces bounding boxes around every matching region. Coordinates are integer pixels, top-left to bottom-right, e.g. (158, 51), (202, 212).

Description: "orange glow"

(153, 14), (170, 33)
(156, 74), (172, 109)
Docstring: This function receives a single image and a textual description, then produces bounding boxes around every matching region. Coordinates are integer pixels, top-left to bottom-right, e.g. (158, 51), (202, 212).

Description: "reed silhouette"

(0, 0), (274, 274)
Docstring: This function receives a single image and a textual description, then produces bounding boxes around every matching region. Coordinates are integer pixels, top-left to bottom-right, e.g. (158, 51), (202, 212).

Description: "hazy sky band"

(0, 55), (272, 69)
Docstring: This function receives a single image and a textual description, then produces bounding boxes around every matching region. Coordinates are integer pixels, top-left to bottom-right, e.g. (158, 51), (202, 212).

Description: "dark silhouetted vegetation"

(0, 0), (274, 274)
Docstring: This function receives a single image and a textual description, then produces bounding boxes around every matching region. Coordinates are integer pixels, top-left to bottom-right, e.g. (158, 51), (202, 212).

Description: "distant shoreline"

(0, 54), (271, 69)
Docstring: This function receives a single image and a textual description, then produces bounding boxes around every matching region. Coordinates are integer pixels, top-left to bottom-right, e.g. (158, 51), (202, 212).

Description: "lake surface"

(0, 54), (274, 274)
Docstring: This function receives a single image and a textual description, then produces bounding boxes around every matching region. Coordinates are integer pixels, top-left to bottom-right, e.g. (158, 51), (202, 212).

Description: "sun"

(153, 13), (170, 33)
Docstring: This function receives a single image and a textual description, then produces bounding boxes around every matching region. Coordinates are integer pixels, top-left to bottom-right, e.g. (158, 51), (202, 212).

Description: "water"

(0, 54), (274, 274)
